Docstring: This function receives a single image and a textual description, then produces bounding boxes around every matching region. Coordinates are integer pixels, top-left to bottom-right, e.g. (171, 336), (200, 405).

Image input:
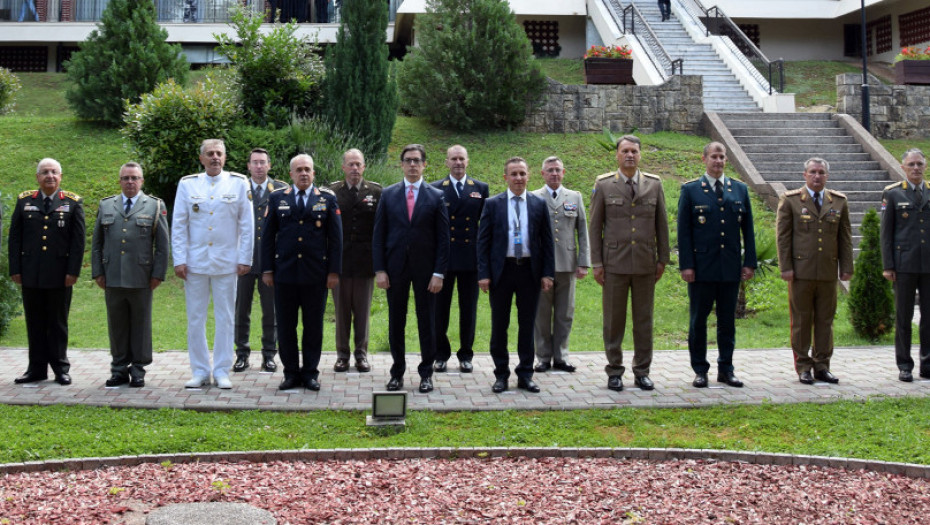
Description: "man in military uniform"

(172, 139), (254, 389)
(588, 135), (670, 392)
(881, 148), (930, 382)
(532, 156), (590, 373)
(234, 148), (288, 374)
(776, 157), (853, 385)
(432, 145), (488, 374)
(677, 142), (756, 389)
(326, 148), (380, 373)
(92, 162), (170, 388)
(262, 154), (342, 391)
(9, 158), (85, 385)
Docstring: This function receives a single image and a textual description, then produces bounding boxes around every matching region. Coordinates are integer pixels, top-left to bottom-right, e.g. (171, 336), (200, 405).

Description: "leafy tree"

(65, 0), (188, 125)
(325, 0), (397, 160)
(849, 208), (894, 340)
(216, 7), (325, 128)
(396, 0), (545, 130)
(0, 67), (21, 115)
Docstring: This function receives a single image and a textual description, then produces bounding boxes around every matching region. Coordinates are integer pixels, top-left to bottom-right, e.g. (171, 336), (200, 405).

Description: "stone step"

(747, 152), (874, 163)
(761, 180), (893, 192)
(720, 112), (834, 121)
(728, 128), (850, 137)
(754, 161), (883, 173)
(737, 136), (859, 146)
(741, 144), (865, 154)
(720, 120), (840, 129)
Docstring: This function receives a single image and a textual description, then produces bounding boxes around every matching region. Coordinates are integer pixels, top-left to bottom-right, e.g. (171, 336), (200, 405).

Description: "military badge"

(316, 220), (322, 228)
(470, 192), (482, 198)
(881, 199), (887, 211)
(563, 202), (577, 211)
(903, 212), (910, 219)
(801, 208), (809, 215)
(697, 215), (706, 224)
(192, 203), (200, 212)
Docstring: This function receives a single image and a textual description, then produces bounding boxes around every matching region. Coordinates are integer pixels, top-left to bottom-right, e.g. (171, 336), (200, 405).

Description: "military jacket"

(532, 185), (591, 272)
(432, 175), (489, 273)
(8, 188), (85, 288)
(776, 186), (854, 281)
(91, 192), (170, 288)
(326, 179), (381, 278)
(880, 180), (930, 274)
(248, 178), (289, 276)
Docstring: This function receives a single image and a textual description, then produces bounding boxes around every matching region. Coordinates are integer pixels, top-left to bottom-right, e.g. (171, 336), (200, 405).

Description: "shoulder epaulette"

(327, 180), (346, 190)
(270, 179), (289, 189)
(467, 179), (475, 186)
(229, 172), (247, 180)
(100, 195), (118, 202)
(181, 174), (198, 180)
(61, 190), (82, 202)
(596, 172), (615, 181)
(883, 181), (904, 191)
(682, 178), (702, 186)
(319, 187), (336, 196)
(366, 180), (382, 188)
(642, 172), (661, 180)
(18, 190), (34, 199)
(784, 188), (803, 196)
(827, 189), (847, 199)
(442, 180), (450, 186)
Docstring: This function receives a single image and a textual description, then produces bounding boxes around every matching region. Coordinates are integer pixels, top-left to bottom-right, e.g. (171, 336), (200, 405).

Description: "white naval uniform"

(172, 171), (254, 380)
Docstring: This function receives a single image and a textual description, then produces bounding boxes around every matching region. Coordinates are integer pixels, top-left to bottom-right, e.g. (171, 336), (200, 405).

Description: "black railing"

(617, 1), (681, 81)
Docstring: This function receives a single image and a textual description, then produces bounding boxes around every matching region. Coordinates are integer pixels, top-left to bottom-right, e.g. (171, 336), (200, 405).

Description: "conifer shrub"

(0, 67), (21, 115)
(849, 208), (894, 340)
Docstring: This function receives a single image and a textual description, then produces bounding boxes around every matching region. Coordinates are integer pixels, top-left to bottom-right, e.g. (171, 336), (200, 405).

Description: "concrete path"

(0, 346), (926, 412)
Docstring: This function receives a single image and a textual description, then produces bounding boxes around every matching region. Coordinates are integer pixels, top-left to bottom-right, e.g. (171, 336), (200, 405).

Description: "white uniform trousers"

(185, 272), (237, 379)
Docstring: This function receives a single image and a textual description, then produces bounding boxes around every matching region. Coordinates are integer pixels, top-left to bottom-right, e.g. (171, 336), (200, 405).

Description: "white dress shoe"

(214, 376), (232, 389)
(184, 375), (208, 388)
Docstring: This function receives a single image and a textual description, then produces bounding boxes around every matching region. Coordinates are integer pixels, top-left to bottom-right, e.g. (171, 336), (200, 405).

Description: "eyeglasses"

(402, 158), (423, 165)
(120, 176), (142, 181)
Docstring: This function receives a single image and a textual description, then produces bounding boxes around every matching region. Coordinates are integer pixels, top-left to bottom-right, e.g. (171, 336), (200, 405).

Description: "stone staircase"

(718, 112), (895, 247)
(629, 1), (760, 112)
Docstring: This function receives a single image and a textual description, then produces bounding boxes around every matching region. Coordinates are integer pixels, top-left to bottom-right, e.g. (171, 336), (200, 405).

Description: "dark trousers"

(22, 286), (72, 377)
(434, 270), (478, 363)
(274, 281), (326, 382)
(489, 259), (540, 381)
(386, 270), (436, 380)
(894, 273), (930, 375)
(687, 281), (739, 375)
(658, 0), (671, 20)
(332, 276), (374, 360)
(235, 273), (277, 360)
(105, 287), (154, 379)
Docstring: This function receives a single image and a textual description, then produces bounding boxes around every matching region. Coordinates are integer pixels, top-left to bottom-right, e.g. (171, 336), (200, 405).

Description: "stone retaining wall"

(837, 72), (930, 140)
(519, 76), (705, 135)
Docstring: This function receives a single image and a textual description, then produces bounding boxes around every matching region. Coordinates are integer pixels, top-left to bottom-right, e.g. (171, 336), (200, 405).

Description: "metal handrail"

(677, 0), (784, 93)
(606, 0), (682, 81)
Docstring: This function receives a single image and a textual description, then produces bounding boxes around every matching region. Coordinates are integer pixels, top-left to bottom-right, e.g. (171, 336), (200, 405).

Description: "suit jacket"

(248, 178), (289, 276)
(477, 191), (555, 286)
(588, 170), (671, 274)
(432, 175), (489, 272)
(326, 178), (382, 278)
(262, 185), (342, 285)
(372, 181), (449, 279)
(677, 176), (757, 282)
(776, 185), (854, 281)
(880, 180), (930, 274)
(91, 192), (170, 288)
(9, 188), (85, 288)
(532, 185), (591, 272)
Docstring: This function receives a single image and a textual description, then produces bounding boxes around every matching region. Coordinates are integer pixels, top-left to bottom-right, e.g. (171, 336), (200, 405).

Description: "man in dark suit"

(262, 154), (342, 391)
(373, 144), (450, 393)
(881, 148), (930, 382)
(92, 162), (170, 388)
(432, 145), (488, 374)
(9, 158), (85, 385)
(477, 157), (555, 394)
(677, 142), (757, 389)
(234, 148), (289, 374)
(326, 148), (381, 373)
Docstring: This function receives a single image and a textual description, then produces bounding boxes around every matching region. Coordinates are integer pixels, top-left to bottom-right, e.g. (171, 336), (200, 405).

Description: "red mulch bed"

(1, 457), (929, 524)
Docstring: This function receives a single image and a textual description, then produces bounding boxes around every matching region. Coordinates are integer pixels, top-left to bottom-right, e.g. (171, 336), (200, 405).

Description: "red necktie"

(407, 185), (415, 220)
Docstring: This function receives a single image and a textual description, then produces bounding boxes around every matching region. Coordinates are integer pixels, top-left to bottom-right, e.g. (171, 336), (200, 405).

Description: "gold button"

(465, 228), (470, 232)
(465, 239), (470, 243)
(208, 242), (213, 246)
(631, 240), (636, 245)
(631, 228), (636, 232)
(208, 226), (213, 231)
(555, 229), (559, 233)
(451, 215), (456, 220)
(121, 251), (125, 254)
(720, 244), (725, 248)
(818, 229), (823, 233)
(720, 207), (724, 212)
(257, 226), (262, 231)
(44, 215), (49, 220)
(121, 239), (126, 244)
(210, 212), (214, 215)
(122, 229), (127, 232)
(257, 236), (261, 241)
(298, 254), (303, 258)
(466, 217), (471, 221)
(818, 247), (823, 251)
(43, 226), (48, 230)
(631, 203), (636, 207)
(298, 237), (303, 242)
(299, 220), (304, 224)
(42, 246), (47, 251)
(631, 215), (636, 220)
(555, 238), (559, 242)
(720, 232), (725, 237)
(451, 237), (456, 241)
(720, 220), (725, 224)
(451, 227), (455, 231)
(124, 218), (129, 222)
(42, 236), (46, 240)
(818, 238), (822, 242)
(211, 196), (214, 200)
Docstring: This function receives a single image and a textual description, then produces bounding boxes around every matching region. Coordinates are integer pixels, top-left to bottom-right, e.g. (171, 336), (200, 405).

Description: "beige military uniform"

(588, 170), (671, 378)
(776, 186), (853, 374)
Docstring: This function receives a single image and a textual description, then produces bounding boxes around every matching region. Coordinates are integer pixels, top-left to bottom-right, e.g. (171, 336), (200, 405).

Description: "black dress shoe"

(492, 378), (508, 393)
(278, 377), (302, 390)
(607, 375), (623, 391)
(419, 377), (433, 393)
(261, 358), (277, 373)
(129, 377), (145, 388)
(105, 375), (129, 387)
(434, 360), (447, 373)
(534, 361), (551, 372)
(233, 356), (249, 372)
(333, 358), (349, 372)
(634, 375), (654, 390)
(14, 373), (46, 384)
(692, 373), (708, 388)
(386, 377), (403, 391)
(517, 378), (540, 393)
(553, 361), (576, 373)
(459, 360), (473, 373)
(900, 370), (914, 382)
(799, 371), (814, 385)
(717, 372), (744, 388)
(305, 378), (321, 391)
(814, 370), (839, 384)
(54, 374), (72, 386)
(356, 358), (371, 373)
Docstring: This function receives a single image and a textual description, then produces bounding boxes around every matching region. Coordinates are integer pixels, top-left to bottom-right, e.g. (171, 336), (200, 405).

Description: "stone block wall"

(519, 75), (705, 135)
(837, 72), (930, 140)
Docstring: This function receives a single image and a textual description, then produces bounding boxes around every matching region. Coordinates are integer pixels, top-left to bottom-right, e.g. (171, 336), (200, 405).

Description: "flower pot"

(584, 58), (634, 85)
(895, 60), (930, 85)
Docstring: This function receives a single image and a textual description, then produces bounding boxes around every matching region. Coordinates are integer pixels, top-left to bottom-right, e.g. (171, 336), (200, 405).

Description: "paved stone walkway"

(0, 346), (927, 412)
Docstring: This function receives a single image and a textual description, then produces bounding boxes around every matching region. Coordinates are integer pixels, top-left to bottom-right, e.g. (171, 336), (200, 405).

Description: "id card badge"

(513, 231), (523, 246)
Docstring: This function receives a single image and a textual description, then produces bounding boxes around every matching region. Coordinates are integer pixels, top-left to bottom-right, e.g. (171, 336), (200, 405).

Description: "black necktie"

(627, 179), (635, 200)
(714, 180), (723, 199)
(125, 198), (132, 215)
(43, 196), (51, 214)
(297, 190), (306, 213)
(456, 181), (464, 197)
(254, 185), (263, 202)
(552, 190), (557, 199)
(813, 192), (821, 212)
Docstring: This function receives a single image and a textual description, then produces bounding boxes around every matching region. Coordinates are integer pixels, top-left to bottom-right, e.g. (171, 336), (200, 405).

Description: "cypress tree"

(325, 0), (397, 160)
(65, 0), (188, 126)
(849, 208), (895, 340)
